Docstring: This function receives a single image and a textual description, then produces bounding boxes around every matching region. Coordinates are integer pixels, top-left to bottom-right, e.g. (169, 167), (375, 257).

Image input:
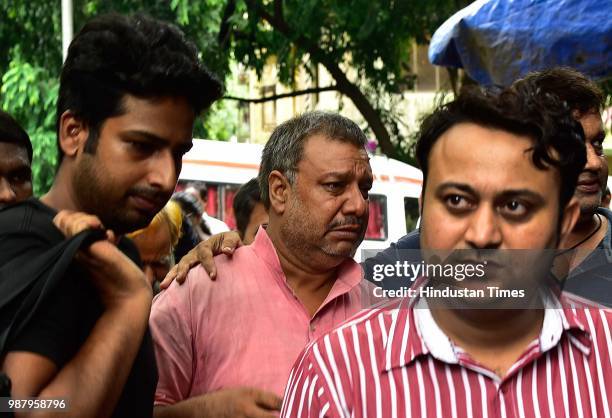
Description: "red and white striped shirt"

(281, 295), (612, 418)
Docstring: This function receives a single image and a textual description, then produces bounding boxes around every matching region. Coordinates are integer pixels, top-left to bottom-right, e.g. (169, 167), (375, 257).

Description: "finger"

(52, 210), (73, 231)
(221, 233), (243, 255)
(75, 216), (102, 235)
(106, 230), (118, 245)
(245, 405), (279, 418)
(253, 390), (282, 411)
(159, 266), (178, 289)
(174, 257), (194, 284)
(197, 245), (217, 279)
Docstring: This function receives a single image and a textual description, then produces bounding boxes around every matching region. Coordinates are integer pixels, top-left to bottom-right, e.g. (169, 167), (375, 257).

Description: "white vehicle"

(179, 139), (423, 260)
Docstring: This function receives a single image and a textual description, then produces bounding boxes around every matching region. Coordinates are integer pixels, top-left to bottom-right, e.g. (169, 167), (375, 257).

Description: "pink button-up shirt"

(150, 228), (372, 406)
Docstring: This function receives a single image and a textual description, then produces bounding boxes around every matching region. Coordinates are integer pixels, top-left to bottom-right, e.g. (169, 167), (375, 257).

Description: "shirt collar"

(382, 292), (593, 372)
(250, 226), (364, 305)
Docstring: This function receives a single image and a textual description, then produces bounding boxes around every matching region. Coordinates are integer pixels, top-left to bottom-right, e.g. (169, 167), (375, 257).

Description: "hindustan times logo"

(372, 260), (487, 282)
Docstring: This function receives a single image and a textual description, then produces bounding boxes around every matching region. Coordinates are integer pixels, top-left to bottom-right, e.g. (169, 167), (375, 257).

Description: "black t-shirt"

(2, 199), (157, 418)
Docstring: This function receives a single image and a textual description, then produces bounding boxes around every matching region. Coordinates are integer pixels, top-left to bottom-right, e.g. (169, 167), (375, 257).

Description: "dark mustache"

(128, 186), (169, 206)
(328, 216), (365, 230)
(578, 169), (601, 182)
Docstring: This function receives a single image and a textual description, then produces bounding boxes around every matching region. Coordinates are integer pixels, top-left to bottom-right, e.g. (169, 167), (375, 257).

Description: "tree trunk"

(321, 62), (399, 159)
(250, 0), (399, 159)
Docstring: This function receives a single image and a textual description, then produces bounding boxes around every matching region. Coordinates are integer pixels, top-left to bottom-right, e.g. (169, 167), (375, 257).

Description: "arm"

(160, 231), (243, 288)
(2, 240), (152, 418)
(151, 271), (281, 418)
(154, 388), (281, 418)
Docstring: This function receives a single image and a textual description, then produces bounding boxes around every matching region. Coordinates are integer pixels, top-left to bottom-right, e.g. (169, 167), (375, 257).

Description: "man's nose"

(464, 206), (502, 249)
(148, 151), (177, 192)
(0, 177), (17, 205)
(584, 143), (604, 173)
(343, 184), (368, 218)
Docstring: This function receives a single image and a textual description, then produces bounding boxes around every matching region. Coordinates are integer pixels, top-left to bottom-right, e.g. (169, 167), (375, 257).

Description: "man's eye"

(500, 200), (528, 217)
(360, 187), (370, 200)
(173, 149), (188, 162)
(591, 140), (604, 156)
(10, 173), (31, 184)
(128, 141), (155, 154)
(324, 182), (344, 192)
(445, 195), (470, 210)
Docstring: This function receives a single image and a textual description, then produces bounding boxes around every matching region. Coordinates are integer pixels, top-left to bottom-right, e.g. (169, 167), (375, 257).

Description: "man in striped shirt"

(282, 83), (612, 417)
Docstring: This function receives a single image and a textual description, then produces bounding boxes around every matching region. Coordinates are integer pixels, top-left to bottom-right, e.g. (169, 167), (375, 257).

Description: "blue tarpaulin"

(429, 0), (612, 86)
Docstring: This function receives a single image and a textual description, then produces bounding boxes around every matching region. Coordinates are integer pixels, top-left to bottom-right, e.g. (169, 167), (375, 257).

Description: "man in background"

(185, 181), (230, 234)
(233, 178), (268, 244)
(127, 200), (183, 289)
(0, 110), (33, 209)
(513, 68), (610, 304)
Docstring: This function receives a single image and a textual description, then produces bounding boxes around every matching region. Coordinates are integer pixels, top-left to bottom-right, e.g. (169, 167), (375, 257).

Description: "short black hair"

(516, 67), (604, 115)
(416, 84), (586, 211)
(0, 110), (33, 162)
(259, 111), (367, 208)
(172, 191), (203, 218)
(233, 178), (262, 238)
(186, 181), (208, 202)
(57, 13), (223, 161)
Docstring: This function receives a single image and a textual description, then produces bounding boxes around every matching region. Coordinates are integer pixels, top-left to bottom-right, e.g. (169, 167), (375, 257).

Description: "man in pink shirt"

(150, 111), (375, 418)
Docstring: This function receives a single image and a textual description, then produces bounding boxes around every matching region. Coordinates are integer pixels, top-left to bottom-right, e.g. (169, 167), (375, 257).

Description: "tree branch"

(218, 0), (237, 50)
(274, 0), (283, 22)
(248, 0), (399, 158)
(223, 85), (338, 103)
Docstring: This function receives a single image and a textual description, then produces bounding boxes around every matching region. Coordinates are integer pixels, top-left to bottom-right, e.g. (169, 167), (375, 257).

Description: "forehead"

(427, 123), (560, 195)
(578, 112), (604, 142)
(131, 224), (172, 260)
(299, 134), (371, 175)
(102, 95), (195, 143)
(0, 142), (30, 171)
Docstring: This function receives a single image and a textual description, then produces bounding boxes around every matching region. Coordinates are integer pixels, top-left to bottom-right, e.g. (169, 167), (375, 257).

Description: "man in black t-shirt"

(0, 13), (222, 418)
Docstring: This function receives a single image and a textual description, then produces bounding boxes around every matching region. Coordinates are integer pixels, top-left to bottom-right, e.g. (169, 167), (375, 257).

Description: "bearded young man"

(282, 79), (612, 418)
(0, 14), (221, 418)
(150, 111), (376, 418)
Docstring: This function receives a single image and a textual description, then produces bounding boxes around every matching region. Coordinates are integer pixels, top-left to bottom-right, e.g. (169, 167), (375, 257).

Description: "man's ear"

(557, 197), (581, 248)
(58, 111), (89, 158)
(268, 170), (292, 215)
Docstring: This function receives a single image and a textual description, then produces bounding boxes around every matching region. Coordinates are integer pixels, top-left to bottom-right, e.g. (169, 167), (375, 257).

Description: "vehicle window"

(365, 194), (388, 241)
(404, 197), (419, 233)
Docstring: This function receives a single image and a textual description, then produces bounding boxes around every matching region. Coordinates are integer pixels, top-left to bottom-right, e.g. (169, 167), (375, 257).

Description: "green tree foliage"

(1, 0), (461, 193)
(204, 0), (459, 159)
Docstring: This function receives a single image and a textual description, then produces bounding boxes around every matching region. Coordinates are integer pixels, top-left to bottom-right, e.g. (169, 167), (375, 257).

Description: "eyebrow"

(320, 170), (374, 182)
(0, 160), (31, 176)
(495, 189), (546, 204)
(122, 130), (168, 144)
(436, 182), (545, 201)
(122, 130), (193, 153)
(436, 182), (477, 195)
